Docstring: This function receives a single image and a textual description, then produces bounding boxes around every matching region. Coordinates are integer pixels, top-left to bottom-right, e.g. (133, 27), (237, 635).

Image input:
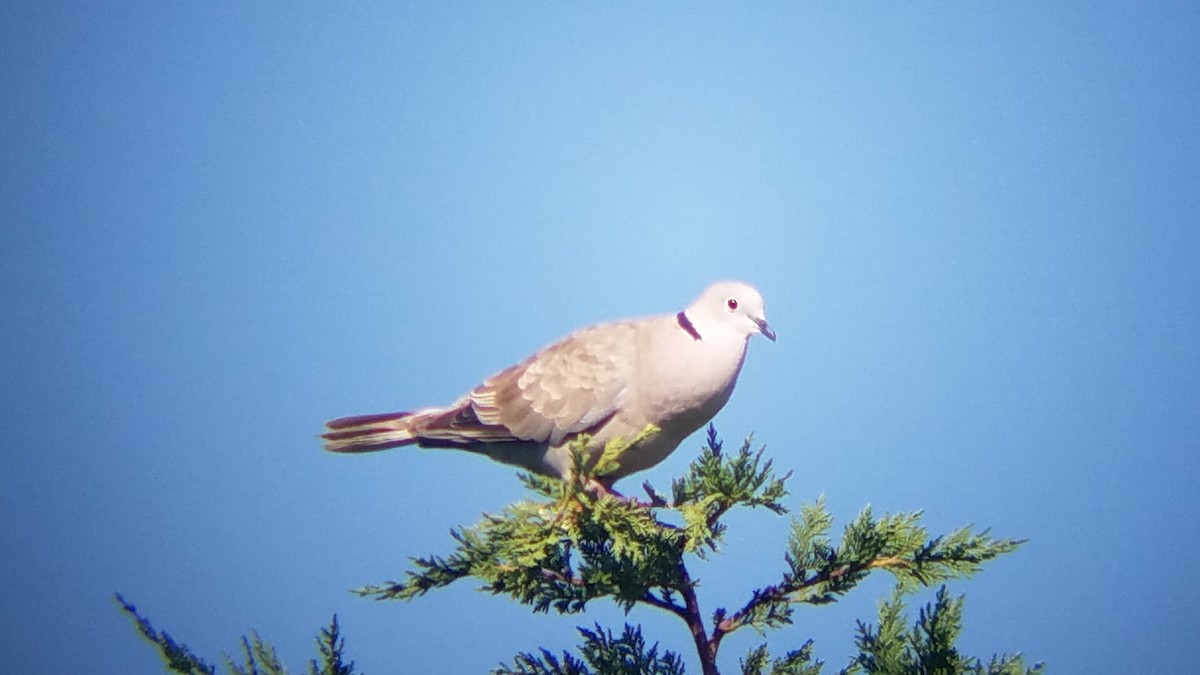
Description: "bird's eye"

(726, 298), (739, 312)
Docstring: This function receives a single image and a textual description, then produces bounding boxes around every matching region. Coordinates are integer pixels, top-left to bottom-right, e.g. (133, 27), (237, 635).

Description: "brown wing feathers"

(322, 325), (631, 454)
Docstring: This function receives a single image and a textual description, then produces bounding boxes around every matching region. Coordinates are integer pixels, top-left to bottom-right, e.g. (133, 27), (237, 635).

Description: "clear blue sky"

(3, 3), (1198, 673)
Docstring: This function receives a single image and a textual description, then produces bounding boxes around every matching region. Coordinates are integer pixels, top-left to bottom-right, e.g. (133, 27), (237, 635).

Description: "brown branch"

(537, 568), (585, 586)
(677, 568), (720, 675)
(638, 590), (689, 621)
(867, 556), (911, 571)
(715, 555), (917, 642)
(707, 500), (732, 531)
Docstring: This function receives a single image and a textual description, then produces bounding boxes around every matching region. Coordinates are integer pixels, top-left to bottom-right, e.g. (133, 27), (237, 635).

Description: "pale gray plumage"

(322, 281), (775, 488)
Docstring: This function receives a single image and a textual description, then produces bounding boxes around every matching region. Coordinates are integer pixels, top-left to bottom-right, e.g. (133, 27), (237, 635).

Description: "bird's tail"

(322, 397), (520, 453)
(321, 410), (427, 453)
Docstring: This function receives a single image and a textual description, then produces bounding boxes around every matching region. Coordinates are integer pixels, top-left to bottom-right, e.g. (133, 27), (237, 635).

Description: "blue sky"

(3, 3), (1198, 673)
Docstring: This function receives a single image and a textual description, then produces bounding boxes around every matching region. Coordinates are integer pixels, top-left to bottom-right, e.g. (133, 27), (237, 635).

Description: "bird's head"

(685, 281), (776, 343)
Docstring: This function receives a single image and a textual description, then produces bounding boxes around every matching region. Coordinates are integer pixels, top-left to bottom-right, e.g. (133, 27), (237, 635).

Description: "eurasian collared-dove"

(322, 281), (775, 489)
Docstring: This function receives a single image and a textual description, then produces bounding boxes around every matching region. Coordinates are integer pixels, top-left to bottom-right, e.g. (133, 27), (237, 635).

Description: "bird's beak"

(755, 317), (777, 342)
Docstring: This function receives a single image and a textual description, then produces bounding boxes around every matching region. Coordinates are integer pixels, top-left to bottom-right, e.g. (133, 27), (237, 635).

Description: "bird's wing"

(467, 322), (635, 446)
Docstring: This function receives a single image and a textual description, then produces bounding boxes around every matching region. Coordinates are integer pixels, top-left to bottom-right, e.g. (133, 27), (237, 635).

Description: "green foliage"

(116, 595), (358, 675)
(498, 623), (685, 675)
(116, 594), (217, 675)
(309, 616), (356, 675)
(357, 426), (692, 614)
(226, 632), (284, 675)
(357, 426), (1031, 673)
(740, 641), (823, 675)
(119, 426), (1036, 674)
(723, 498), (1024, 637)
(355, 492), (684, 613)
(357, 426), (797, 615)
(669, 426), (790, 556)
(841, 587), (1044, 675)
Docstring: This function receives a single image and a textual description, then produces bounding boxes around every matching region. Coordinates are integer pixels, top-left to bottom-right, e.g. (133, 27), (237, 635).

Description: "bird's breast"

(636, 333), (748, 427)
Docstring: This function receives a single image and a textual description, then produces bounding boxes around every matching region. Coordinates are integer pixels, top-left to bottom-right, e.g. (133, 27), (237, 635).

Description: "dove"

(321, 281), (775, 489)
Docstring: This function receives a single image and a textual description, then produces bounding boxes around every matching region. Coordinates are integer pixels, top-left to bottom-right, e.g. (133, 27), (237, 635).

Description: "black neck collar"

(676, 311), (702, 341)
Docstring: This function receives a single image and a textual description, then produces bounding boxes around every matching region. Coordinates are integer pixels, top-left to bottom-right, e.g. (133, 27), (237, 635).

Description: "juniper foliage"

(843, 587), (1044, 675)
(119, 426), (1039, 674)
(501, 623), (686, 675)
(358, 426), (1036, 674)
(116, 595), (357, 675)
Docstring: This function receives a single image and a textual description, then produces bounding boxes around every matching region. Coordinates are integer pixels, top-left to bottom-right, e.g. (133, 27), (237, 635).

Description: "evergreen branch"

(117, 595), (359, 675)
(741, 641), (824, 675)
(715, 500), (1024, 641)
(500, 648), (590, 675)
(519, 471), (565, 499)
(539, 567), (586, 587)
(594, 425), (662, 478)
(839, 586), (1044, 675)
(497, 623), (685, 675)
(226, 632), (285, 675)
(358, 456), (690, 613)
(116, 594), (218, 675)
(639, 588), (689, 621)
(350, 429), (1030, 673)
(120, 428), (1036, 675)
(670, 426), (791, 522)
(308, 615), (356, 675)
(675, 562), (720, 675)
